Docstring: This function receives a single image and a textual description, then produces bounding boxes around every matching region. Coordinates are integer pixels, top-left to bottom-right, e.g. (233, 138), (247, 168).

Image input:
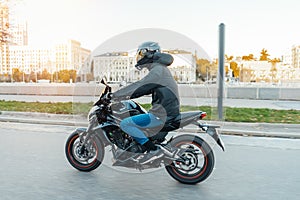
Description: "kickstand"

(135, 163), (143, 172)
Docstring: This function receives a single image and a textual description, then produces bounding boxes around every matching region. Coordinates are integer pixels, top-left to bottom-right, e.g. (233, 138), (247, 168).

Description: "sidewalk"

(0, 111), (299, 139)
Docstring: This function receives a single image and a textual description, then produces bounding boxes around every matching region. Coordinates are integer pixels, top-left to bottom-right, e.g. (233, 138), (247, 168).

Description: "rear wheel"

(65, 132), (104, 172)
(165, 135), (214, 184)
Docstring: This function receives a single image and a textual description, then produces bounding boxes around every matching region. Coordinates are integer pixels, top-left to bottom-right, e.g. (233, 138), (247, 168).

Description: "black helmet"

(135, 41), (161, 70)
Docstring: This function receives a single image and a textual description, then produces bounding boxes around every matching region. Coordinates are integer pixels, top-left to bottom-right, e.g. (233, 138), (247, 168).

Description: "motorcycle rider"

(109, 41), (180, 164)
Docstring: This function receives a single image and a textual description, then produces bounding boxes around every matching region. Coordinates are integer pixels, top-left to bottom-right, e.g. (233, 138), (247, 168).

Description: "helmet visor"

(136, 48), (147, 63)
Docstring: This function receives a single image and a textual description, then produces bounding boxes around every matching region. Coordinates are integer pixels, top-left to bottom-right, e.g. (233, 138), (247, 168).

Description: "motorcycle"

(65, 78), (225, 184)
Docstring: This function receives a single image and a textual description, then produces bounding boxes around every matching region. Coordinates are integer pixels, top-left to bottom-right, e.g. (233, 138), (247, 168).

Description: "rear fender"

(197, 123), (225, 151)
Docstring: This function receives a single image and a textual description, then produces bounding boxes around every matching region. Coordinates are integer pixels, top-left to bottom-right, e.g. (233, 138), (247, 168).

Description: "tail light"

(200, 112), (207, 119)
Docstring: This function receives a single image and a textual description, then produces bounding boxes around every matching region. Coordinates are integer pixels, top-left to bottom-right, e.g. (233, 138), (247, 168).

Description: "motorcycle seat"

(144, 111), (203, 138)
(161, 111), (203, 132)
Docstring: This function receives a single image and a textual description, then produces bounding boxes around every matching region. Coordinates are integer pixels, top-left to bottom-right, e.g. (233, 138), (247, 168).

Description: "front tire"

(165, 135), (215, 184)
(65, 131), (104, 172)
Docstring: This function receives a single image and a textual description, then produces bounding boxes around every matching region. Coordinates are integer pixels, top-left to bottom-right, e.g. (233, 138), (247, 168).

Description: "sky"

(11, 0), (300, 59)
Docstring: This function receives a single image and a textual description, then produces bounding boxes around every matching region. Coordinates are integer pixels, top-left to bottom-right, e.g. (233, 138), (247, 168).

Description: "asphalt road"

(1, 122), (300, 200)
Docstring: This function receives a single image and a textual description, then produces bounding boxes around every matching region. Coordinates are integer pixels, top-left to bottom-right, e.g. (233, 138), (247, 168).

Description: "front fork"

(78, 116), (98, 153)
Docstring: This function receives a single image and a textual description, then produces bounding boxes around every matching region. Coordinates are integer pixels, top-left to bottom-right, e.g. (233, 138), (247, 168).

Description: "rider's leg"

(120, 113), (164, 164)
(120, 113), (163, 150)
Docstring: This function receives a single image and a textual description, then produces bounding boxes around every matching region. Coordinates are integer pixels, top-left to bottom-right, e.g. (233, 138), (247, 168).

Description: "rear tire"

(165, 135), (214, 184)
(65, 131), (104, 172)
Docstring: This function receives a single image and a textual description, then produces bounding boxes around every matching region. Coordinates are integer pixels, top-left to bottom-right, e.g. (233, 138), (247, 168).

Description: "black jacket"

(112, 53), (180, 122)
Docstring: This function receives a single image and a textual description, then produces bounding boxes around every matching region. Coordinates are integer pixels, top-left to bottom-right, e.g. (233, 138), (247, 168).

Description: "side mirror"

(101, 77), (108, 86)
(100, 76), (111, 92)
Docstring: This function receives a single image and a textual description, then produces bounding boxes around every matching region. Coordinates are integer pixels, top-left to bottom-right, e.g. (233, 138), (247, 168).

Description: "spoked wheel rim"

(171, 141), (208, 179)
(67, 134), (99, 168)
(72, 138), (98, 165)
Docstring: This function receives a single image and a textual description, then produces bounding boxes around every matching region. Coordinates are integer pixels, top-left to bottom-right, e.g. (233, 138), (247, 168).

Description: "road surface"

(1, 122), (300, 200)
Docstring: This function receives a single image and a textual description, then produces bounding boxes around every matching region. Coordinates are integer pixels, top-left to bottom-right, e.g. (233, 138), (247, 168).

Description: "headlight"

(88, 105), (107, 123)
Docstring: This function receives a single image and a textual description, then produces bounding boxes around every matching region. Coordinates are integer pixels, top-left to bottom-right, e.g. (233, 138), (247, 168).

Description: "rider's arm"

(112, 65), (162, 100)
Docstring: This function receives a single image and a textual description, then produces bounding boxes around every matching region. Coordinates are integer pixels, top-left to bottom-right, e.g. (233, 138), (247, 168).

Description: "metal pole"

(218, 23), (225, 120)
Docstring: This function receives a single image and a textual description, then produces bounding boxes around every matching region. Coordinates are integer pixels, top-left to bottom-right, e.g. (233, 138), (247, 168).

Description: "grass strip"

(0, 100), (299, 124)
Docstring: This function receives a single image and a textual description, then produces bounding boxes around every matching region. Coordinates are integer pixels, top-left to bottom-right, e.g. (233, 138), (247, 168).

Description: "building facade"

(240, 61), (279, 82)
(238, 60), (300, 83)
(9, 45), (53, 74)
(0, 3), (90, 81)
(291, 45), (300, 68)
(0, 2), (9, 75)
(5, 40), (90, 78)
(170, 53), (196, 83)
(84, 50), (197, 83)
(55, 40), (90, 72)
(9, 20), (28, 46)
(92, 52), (134, 82)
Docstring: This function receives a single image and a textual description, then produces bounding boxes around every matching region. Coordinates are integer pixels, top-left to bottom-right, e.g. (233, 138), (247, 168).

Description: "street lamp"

(218, 23), (225, 120)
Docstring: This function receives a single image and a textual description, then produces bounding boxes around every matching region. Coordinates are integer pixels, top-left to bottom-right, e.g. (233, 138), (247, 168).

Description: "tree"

(58, 70), (77, 83)
(29, 71), (37, 82)
(196, 59), (211, 75)
(69, 70), (77, 83)
(269, 58), (281, 83)
(196, 59), (217, 81)
(242, 54), (255, 61)
(230, 61), (240, 78)
(58, 70), (69, 83)
(269, 58), (281, 63)
(225, 55), (234, 61)
(12, 68), (22, 82)
(259, 49), (270, 61)
(38, 69), (51, 80)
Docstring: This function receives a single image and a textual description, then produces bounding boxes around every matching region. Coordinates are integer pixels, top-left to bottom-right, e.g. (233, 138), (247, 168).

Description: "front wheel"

(165, 135), (215, 184)
(65, 131), (104, 172)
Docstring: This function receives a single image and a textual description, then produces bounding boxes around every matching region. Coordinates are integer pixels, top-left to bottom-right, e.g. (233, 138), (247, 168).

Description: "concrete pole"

(218, 23), (225, 120)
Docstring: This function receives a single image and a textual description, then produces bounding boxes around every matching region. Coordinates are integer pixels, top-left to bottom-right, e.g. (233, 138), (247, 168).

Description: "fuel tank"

(111, 100), (147, 119)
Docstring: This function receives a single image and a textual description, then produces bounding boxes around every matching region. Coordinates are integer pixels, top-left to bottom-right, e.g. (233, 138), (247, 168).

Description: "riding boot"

(139, 140), (163, 164)
(142, 140), (157, 152)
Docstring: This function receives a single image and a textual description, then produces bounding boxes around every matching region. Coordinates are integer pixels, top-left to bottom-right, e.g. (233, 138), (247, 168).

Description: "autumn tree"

(196, 59), (211, 75)
(269, 58), (281, 83)
(269, 58), (281, 63)
(69, 70), (77, 82)
(225, 55), (234, 61)
(58, 69), (77, 83)
(12, 68), (23, 82)
(242, 54), (255, 61)
(29, 71), (37, 82)
(196, 59), (217, 81)
(0, 73), (10, 82)
(230, 61), (240, 78)
(259, 49), (270, 61)
(38, 69), (51, 80)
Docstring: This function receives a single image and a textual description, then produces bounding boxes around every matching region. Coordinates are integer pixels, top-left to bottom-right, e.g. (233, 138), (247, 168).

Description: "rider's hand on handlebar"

(103, 92), (113, 102)
(108, 92), (113, 99)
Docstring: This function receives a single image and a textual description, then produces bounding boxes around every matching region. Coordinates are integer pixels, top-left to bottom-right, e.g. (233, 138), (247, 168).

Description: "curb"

(1, 115), (300, 139)
(0, 117), (87, 127)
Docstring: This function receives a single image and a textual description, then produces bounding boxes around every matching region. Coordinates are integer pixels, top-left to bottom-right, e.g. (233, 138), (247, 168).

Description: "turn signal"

(200, 112), (207, 119)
